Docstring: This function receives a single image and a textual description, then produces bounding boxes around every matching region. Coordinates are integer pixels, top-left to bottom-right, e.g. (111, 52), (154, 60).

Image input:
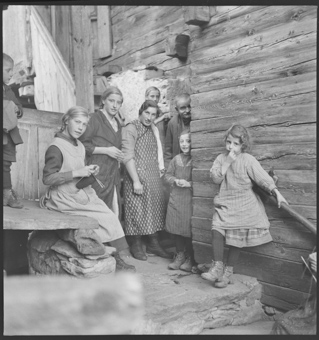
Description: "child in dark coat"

(3, 53), (24, 208)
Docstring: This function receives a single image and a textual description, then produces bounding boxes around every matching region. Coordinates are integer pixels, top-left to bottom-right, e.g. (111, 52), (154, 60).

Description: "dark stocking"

(212, 230), (225, 262)
(175, 235), (186, 253)
(226, 246), (241, 267)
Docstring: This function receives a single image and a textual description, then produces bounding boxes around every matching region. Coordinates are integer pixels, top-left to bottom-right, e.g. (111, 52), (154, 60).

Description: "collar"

(55, 131), (78, 146)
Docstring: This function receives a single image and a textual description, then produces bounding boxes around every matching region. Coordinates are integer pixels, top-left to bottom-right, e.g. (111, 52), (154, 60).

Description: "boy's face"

(3, 60), (14, 84)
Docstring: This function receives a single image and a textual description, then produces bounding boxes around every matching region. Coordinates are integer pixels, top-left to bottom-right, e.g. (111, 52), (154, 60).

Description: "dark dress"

(122, 120), (165, 236)
(79, 110), (122, 212)
(165, 153), (192, 237)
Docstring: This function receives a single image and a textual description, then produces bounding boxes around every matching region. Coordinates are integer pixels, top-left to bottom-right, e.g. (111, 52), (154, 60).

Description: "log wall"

(98, 5), (317, 311)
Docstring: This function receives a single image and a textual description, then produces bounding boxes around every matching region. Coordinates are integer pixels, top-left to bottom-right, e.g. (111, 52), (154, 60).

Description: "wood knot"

(248, 29), (255, 36)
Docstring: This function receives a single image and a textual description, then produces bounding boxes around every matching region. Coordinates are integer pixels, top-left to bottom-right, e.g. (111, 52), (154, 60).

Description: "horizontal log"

(4, 273), (143, 335)
(18, 108), (63, 127)
(260, 282), (312, 311)
(193, 182), (317, 207)
(3, 200), (99, 230)
(192, 241), (312, 294)
(192, 169), (316, 189)
(192, 219), (315, 254)
(191, 123), (316, 149)
(190, 73), (315, 120)
(191, 6), (317, 55)
(191, 49), (316, 94)
(193, 195), (317, 221)
(191, 143), (317, 171)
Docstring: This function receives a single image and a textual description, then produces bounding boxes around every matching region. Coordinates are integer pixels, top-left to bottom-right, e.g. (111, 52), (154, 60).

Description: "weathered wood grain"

(191, 72), (316, 121)
(97, 6), (112, 58)
(183, 6), (210, 26)
(261, 282), (313, 311)
(71, 6), (94, 113)
(191, 6), (317, 55)
(192, 221), (315, 259)
(191, 143), (317, 171)
(4, 273), (143, 335)
(3, 200), (99, 230)
(192, 241), (312, 293)
(191, 41), (316, 93)
(193, 195), (316, 221)
(192, 123), (316, 149)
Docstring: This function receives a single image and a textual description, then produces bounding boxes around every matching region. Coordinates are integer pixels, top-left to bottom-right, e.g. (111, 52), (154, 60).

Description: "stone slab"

(3, 199), (99, 230)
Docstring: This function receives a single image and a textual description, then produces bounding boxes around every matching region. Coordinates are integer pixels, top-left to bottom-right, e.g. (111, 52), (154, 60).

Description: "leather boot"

(201, 261), (224, 282)
(113, 252), (136, 273)
(3, 189), (23, 209)
(215, 266), (234, 288)
(168, 251), (186, 270)
(130, 236), (147, 261)
(147, 233), (173, 259)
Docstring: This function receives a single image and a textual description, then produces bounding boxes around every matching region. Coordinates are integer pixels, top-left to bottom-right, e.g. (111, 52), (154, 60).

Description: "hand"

(90, 164), (99, 176)
(163, 113), (171, 120)
(106, 146), (124, 162)
(175, 179), (191, 187)
(73, 165), (97, 178)
(274, 190), (289, 208)
(133, 181), (143, 195)
(226, 150), (238, 164)
(309, 252), (317, 273)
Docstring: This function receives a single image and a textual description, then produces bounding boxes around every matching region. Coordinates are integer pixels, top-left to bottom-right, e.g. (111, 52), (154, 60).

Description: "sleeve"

(42, 145), (73, 186)
(210, 154), (225, 184)
(78, 114), (98, 157)
(121, 124), (137, 164)
(246, 155), (277, 193)
(164, 157), (177, 186)
(3, 87), (23, 118)
(164, 122), (173, 168)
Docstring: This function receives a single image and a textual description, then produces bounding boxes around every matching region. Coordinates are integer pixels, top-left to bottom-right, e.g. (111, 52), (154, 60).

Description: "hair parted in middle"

(138, 100), (159, 117)
(145, 86), (160, 98)
(223, 124), (251, 152)
(60, 106), (90, 132)
(179, 127), (191, 139)
(100, 86), (124, 108)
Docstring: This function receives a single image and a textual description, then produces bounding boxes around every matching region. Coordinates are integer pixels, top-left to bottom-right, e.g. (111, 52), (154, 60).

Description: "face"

(176, 97), (191, 119)
(146, 90), (160, 104)
(226, 134), (242, 155)
(139, 106), (157, 127)
(179, 133), (191, 154)
(3, 60), (14, 84)
(102, 93), (123, 117)
(64, 115), (89, 139)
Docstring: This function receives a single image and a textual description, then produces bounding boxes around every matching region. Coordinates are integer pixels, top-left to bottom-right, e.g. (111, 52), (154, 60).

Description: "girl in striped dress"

(165, 128), (195, 272)
(201, 124), (288, 288)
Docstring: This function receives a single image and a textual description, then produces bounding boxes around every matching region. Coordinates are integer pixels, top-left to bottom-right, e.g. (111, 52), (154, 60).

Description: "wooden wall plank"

(192, 241), (312, 293)
(191, 143), (316, 171)
(71, 6), (94, 113)
(191, 123), (316, 149)
(97, 6), (112, 58)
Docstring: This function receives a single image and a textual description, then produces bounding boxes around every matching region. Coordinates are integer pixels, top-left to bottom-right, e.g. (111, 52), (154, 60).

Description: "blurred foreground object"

(4, 273), (143, 335)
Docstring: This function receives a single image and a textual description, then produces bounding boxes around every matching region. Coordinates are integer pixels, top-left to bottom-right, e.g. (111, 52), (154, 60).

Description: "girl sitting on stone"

(40, 106), (135, 272)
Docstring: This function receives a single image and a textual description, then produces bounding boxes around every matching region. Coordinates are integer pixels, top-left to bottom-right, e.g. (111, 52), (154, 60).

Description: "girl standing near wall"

(165, 128), (195, 272)
(202, 124), (288, 288)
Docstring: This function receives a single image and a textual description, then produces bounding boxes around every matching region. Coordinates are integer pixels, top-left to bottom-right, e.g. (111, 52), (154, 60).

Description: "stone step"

(126, 255), (274, 334)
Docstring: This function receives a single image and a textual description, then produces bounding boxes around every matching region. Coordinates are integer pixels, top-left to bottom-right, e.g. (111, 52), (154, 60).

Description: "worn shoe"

(168, 251), (186, 270)
(197, 262), (213, 274)
(147, 233), (173, 259)
(180, 256), (194, 272)
(3, 189), (23, 209)
(130, 236), (147, 261)
(113, 253), (136, 273)
(215, 266), (234, 288)
(201, 261), (224, 282)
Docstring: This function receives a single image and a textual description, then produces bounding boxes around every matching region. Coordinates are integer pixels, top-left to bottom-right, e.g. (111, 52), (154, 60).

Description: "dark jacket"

(3, 84), (23, 146)
(164, 113), (188, 168)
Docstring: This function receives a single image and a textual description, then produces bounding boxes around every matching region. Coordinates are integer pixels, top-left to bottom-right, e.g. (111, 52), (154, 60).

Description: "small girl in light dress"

(201, 124), (288, 287)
